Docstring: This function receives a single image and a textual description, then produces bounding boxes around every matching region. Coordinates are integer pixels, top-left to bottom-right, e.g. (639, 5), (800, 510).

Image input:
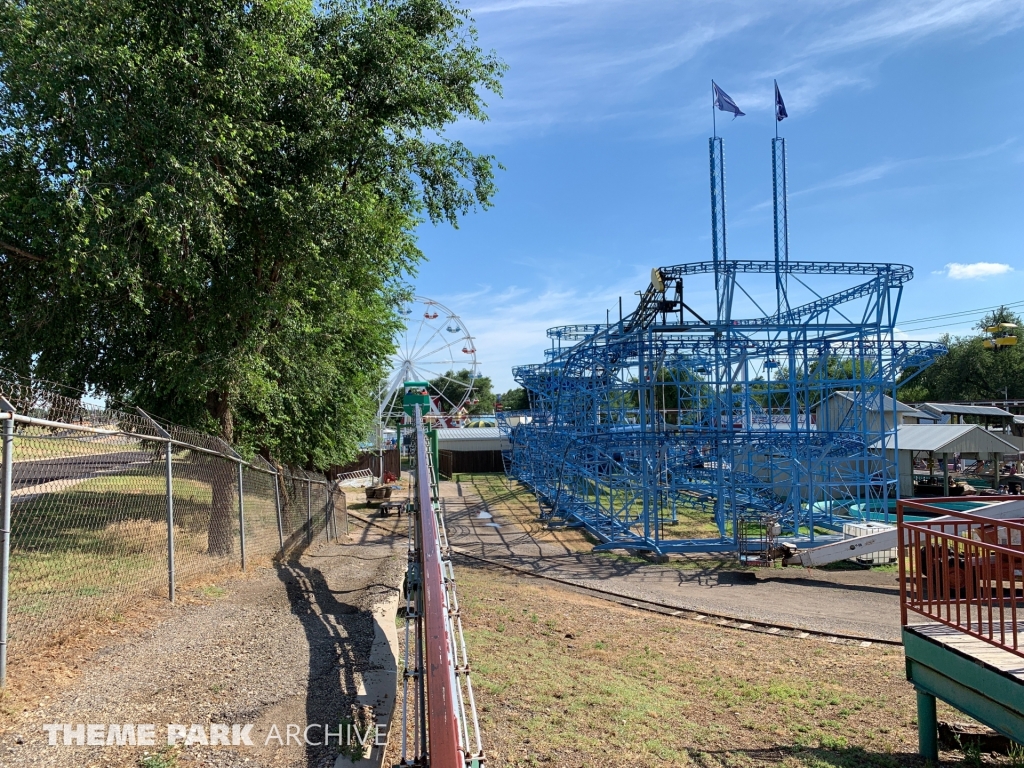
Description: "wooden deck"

(903, 621), (1024, 758)
(908, 621), (1024, 680)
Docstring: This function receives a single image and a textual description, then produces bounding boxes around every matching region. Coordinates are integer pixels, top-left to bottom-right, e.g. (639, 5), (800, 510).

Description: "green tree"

(499, 386), (530, 411)
(898, 307), (1024, 402)
(429, 369), (494, 415)
(0, 0), (503, 553)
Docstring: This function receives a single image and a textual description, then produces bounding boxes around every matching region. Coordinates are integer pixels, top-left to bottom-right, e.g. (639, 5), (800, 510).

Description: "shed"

(917, 403), (1013, 426)
(878, 424), (1018, 497)
(434, 427), (510, 476)
(434, 427), (509, 452)
(816, 391), (922, 433)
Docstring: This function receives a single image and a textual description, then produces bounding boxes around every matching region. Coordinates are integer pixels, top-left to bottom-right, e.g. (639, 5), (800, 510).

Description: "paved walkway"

(435, 479), (902, 642)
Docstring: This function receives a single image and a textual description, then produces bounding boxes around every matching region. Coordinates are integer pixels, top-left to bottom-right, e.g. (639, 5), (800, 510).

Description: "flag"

(775, 80), (788, 122)
(712, 81), (745, 118)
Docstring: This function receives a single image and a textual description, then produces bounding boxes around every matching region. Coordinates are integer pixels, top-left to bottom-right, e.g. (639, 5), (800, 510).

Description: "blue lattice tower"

(709, 137), (727, 304)
(772, 137), (789, 313)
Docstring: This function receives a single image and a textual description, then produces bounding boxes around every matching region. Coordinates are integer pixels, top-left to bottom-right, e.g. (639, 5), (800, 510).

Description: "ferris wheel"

(377, 296), (480, 427)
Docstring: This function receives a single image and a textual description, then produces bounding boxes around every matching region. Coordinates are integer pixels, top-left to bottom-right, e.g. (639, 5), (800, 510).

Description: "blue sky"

(410, 0), (1024, 392)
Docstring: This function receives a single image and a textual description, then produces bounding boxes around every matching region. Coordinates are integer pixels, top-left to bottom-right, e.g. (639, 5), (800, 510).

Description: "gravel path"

(2, 520), (405, 768)
(431, 479), (902, 641)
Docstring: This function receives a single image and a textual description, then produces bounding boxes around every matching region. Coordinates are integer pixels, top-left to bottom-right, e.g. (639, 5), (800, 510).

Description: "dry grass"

(453, 563), (980, 768)
(12, 430), (137, 462)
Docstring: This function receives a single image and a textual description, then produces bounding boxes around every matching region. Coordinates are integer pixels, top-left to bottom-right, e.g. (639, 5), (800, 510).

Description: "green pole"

(917, 690), (938, 762)
(427, 428), (439, 498)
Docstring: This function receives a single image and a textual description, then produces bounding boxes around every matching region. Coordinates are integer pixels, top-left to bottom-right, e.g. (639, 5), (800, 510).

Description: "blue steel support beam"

(772, 137), (789, 315)
(709, 137), (727, 299)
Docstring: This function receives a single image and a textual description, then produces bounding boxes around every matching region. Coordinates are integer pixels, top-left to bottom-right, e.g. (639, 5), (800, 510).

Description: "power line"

(897, 299), (1024, 328)
(895, 320), (983, 335)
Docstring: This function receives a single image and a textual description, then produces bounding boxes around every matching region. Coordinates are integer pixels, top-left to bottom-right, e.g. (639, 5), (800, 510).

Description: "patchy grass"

(451, 563), (976, 768)
(138, 746), (179, 768)
(10, 474), (219, 594)
(455, 473), (596, 552)
(450, 474), (898, 578)
(659, 499), (724, 539)
(3, 471), (281, 656)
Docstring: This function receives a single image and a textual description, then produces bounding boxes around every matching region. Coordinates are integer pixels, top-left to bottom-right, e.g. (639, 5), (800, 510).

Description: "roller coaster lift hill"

(498, 134), (947, 555)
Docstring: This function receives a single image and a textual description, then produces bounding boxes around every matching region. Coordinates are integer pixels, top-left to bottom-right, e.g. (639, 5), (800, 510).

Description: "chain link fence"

(0, 372), (347, 683)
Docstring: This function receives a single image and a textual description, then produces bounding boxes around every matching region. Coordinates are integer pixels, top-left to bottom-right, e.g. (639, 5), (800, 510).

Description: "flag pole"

(712, 80), (716, 138)
(774, 79), (778, 141)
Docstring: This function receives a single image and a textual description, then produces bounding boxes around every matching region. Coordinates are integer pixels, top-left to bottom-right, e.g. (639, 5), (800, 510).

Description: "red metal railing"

(898, 498), (1024, 658)
(414, 409), (464, 767)
(398, 407), (484, 767)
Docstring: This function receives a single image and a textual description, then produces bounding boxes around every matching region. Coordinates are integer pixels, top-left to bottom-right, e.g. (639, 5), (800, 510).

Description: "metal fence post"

(329, 484), (336, 541)
(165, 443), (176, 602)
(136, 408), (175, 602)
(323, 482), (330, 542)
(274, 469), (285, 555)
(0, 399), (15, 687)
(237, 462), (246, 571)
(306, 478), (312, 545)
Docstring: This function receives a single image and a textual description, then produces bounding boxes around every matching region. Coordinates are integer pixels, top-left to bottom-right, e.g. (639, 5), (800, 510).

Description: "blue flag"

(775, 80), (788, 122)
(712, 81), (745, 118)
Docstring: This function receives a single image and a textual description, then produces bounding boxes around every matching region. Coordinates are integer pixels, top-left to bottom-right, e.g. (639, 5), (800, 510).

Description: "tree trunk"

(271, 459), (297, 542)
(207, 390), (236, 557)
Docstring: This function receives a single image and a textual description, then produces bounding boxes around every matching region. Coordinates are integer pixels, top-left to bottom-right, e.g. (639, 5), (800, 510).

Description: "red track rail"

(415, 410), (464, 767)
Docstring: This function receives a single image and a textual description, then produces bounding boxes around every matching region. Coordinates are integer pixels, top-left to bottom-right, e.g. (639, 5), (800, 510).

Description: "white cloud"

(454, 0), (1024, 142)
(805, 0), (1024, 55)
(940, 262), (1014, 280)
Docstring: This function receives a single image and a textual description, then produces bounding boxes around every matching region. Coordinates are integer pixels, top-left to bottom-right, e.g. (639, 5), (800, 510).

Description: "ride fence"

(0, 373), (345, 683)
(898, 498), (1024, 659)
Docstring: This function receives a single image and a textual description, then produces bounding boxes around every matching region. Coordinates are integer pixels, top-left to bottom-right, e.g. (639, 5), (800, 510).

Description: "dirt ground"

(0, 522), (404, 768)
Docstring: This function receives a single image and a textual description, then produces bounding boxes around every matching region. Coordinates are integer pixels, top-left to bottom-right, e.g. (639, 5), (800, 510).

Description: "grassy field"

(11, 474), (212, 592)
(6, 470), (293, 655)
(12, 430), (138, 461)
(452, 473), (835, 545)
(454, 564), (976, 768)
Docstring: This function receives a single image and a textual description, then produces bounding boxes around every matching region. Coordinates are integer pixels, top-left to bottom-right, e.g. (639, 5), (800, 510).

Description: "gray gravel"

(2, 523), (404, 768)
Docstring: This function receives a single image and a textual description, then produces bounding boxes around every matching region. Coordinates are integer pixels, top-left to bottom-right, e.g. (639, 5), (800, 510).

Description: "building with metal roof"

(878, 424), (1018, 497)
(815, 391), (923, 436)
(830, 391), (921, 414)
(917, 402), (1013, 421)
(434, 427), (509, 452)
(879, 424), (1016, 454)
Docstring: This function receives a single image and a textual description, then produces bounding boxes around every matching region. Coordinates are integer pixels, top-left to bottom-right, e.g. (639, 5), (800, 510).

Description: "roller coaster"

(498, 137), (947, 554)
